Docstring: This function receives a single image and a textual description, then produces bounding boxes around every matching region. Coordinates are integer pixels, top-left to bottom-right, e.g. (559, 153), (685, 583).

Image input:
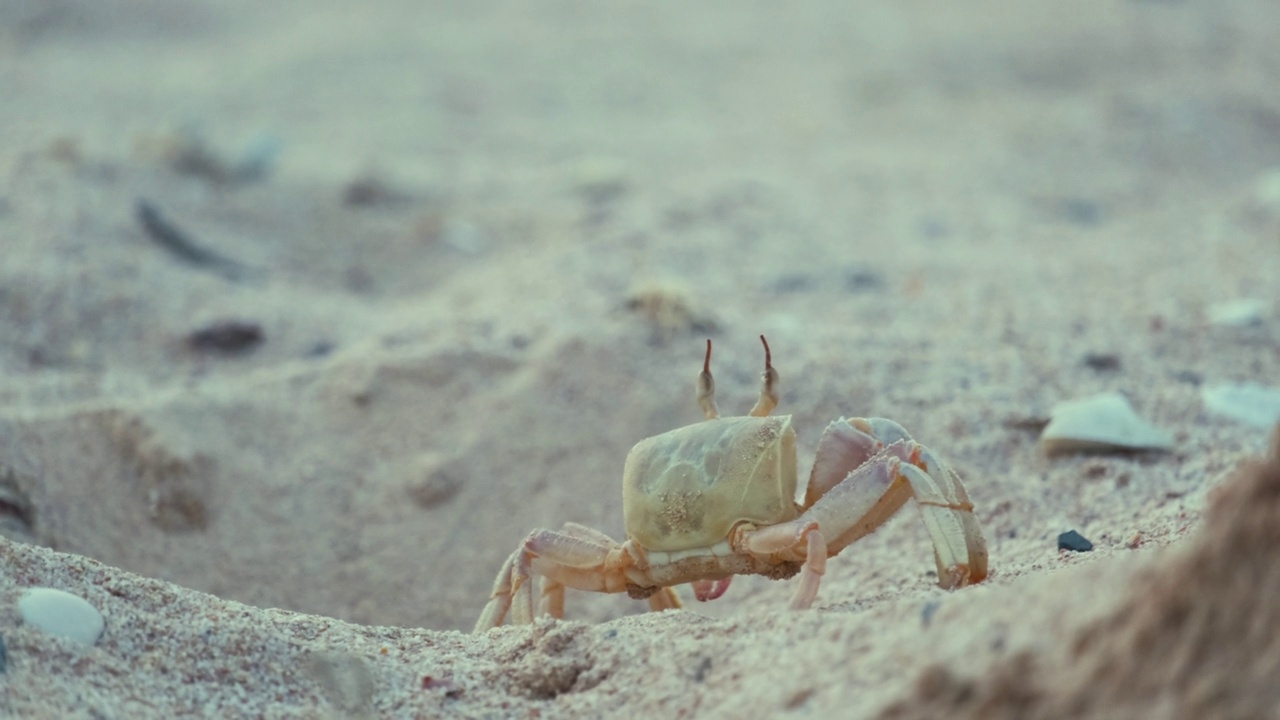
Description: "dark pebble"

(692, 656), (712, 682)
(1082, 352), (1121, 371)
(343, 175), (407, 207)
(306, 341), (335, 358)
(1058, 529), (1094, 552)
(1061, 198), (1105, 227)
(1173, 370), (1203, 386)
(0, 632), (6, 673)
(771, 273), (815, 293)
(844, 267), (885, 293)
(921, 600), (941, 628)
(187, 321), (264, 354)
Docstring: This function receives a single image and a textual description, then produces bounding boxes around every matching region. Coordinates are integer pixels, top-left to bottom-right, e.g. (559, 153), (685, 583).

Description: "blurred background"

(1, 0), (1277, 631)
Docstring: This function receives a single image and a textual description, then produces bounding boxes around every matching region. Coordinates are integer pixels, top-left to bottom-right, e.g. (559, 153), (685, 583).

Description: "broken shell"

(1039, 392), (1173, 455)
(1202, 383), (1280, 429)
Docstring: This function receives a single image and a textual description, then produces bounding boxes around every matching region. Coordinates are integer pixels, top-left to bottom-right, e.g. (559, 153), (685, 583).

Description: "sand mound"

(884, 425), (1280, 720)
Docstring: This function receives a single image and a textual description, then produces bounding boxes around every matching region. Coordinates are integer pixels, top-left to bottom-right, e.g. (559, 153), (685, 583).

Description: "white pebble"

(18, 588), (105, 646)
(1040, 392), (1173, 455)
(1203, 383), (1280, 428)
(1207, 299), (1266, 327)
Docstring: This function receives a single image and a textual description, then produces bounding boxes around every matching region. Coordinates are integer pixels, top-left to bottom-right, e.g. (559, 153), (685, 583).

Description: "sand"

(2, 1), (1280, 717)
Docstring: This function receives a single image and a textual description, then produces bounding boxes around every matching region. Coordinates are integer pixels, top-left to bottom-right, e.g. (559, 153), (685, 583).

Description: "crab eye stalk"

(697, 339), (719, 420)
(751, 335), (780, 417)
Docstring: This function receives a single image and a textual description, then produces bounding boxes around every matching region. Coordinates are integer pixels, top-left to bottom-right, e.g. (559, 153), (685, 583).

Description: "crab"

(475, 336), (988, 631)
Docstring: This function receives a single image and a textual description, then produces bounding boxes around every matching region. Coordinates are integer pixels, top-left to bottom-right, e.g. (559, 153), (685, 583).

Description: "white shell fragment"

(18, 587), (105, 646)
(1202, 383), (1280, 429)
(1207, 299), (1266, 327)
(1040, 392), (1173, 455)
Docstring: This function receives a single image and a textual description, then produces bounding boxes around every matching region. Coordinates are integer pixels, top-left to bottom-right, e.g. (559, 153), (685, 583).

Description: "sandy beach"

(3, 1), (1280, 717)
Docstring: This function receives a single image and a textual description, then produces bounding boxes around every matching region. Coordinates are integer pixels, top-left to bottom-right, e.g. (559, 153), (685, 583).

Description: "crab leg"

(475, 546), (523, 631)
(540, 579), (566, 619)
(861, 418), (986, 587)
(805, 418), (886, 506)
(738, 521), (829, 609)
(534, 522), (631, 616)
(731, 418), (986, 604)
(476, 529), (609, 631)
(540, 572), (682, 617)
(647, 586), (683, 612)
(808, 451), (915, 553)
(795, 422), (986, 590)
(912, 445), (986, 587)
(895, 462), (982, 588)
(789, 526), (827, 609)
(476, 525), (667, 631)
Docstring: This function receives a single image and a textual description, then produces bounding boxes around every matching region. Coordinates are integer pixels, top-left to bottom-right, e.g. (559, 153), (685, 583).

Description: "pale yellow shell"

(622, 415), (799, 552)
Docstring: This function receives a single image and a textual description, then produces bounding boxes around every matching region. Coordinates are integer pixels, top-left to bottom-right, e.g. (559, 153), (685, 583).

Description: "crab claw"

(691, 577), (733, 602)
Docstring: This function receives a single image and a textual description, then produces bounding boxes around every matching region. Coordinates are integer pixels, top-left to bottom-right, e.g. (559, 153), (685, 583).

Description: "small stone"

(1202, 383), (1280, 429)
(403, 452), (463, 509)
(1058, 530), (1093, 552)
(1207, 299), (1265, 327)
(921, 600), (941, 628)
(843, 266), (885, 293)
(1172, 370), (1203, 386)
(343, 174), (408, 207)
(0, 633), (7, 673)
(1082, 352), (1122, 371)
(771, 273), (815, 293)
(18, 588), (104, 646)
(1059, 197), (1105, 227)
(1040, 392), (1173, 455)
(306, 340), (336, 358)
(186, 321), (264, 354)
(692, 656), (712, 682)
